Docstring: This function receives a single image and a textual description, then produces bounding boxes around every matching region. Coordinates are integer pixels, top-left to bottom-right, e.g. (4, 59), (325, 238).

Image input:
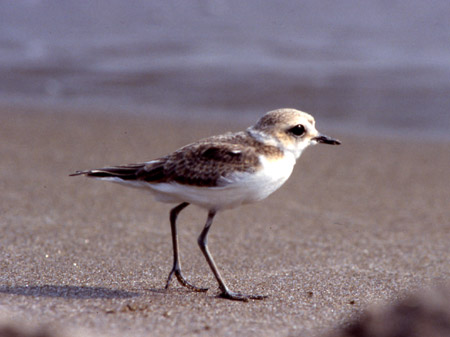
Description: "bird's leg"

(165, 202), (208, 292)
(197, 210), (268, 301)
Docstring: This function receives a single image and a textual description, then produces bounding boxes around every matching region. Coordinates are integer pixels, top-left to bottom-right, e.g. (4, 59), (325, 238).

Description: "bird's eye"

(288, 124), (306, 137)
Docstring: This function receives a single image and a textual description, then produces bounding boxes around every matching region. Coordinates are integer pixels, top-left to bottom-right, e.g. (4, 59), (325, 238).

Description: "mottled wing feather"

(155, 143), (261, 187)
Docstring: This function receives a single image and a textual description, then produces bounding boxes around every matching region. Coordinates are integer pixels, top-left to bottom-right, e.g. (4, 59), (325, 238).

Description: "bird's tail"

(70, 160), (166, 182)
(70, 163), (146, 180)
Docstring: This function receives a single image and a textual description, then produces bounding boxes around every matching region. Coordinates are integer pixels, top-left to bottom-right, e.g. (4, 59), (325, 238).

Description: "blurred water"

(1, 1), (449, 139)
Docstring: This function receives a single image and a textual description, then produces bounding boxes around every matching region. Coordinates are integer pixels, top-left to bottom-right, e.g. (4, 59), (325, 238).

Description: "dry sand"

(0, 105), (449, 336)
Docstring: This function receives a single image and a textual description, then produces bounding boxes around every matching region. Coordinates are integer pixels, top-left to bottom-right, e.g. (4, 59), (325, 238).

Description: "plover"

(71, 108), (340, 301)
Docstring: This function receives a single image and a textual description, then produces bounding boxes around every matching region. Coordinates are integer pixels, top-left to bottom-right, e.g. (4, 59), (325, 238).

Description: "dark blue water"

(1, 1), (450, 139)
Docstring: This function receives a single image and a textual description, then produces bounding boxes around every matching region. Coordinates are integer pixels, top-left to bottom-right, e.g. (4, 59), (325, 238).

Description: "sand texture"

(0, 106), (449, 336)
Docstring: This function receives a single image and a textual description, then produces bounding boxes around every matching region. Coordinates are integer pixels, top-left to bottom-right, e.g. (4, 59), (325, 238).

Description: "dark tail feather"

(70, 161), (168, 182)
(70, 164), (146, 180)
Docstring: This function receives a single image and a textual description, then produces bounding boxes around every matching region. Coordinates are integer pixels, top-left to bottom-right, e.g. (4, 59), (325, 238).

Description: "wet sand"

(0, 105), (449, 336)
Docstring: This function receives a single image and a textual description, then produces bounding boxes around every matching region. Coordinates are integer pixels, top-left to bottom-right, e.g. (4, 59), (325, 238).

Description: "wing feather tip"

(69, 170), (86, 177)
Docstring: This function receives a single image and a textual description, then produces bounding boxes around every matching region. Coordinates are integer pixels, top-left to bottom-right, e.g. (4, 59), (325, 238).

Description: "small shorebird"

(71, 108), (340, 301)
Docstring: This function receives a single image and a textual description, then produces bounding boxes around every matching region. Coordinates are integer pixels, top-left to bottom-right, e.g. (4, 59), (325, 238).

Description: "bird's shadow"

(0, 284), (140, 299)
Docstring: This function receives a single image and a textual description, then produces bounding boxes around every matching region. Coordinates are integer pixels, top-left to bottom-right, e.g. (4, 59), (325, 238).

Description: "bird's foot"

(218, 289), (268, 302)
(165, 268), (208, 292)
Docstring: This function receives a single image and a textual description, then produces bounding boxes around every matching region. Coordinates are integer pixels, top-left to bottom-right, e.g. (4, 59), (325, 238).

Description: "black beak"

(313, 134), (341, 145)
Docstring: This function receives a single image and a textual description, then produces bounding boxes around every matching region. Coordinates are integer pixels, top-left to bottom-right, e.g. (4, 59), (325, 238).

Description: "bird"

(70, 108), (341, 301)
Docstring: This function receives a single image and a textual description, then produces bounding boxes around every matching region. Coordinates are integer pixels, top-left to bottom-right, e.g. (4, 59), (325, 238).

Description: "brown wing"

(139, 142), (261, 187)
(70, 145), (259, 187)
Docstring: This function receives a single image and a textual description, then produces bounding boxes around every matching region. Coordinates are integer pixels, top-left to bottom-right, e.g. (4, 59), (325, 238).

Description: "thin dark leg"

(197, 210), (267, 301)
(165, 202), (208, 292)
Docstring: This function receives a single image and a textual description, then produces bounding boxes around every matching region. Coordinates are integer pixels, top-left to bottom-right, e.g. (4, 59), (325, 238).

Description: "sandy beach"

(0, 105), (449, 336)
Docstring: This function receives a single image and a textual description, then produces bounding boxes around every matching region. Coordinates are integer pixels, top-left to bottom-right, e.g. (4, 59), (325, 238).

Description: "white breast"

(243, 152), (296, 202)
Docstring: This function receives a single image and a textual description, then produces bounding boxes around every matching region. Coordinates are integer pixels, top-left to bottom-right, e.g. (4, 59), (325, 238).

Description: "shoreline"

(1, 98), (450, 143)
